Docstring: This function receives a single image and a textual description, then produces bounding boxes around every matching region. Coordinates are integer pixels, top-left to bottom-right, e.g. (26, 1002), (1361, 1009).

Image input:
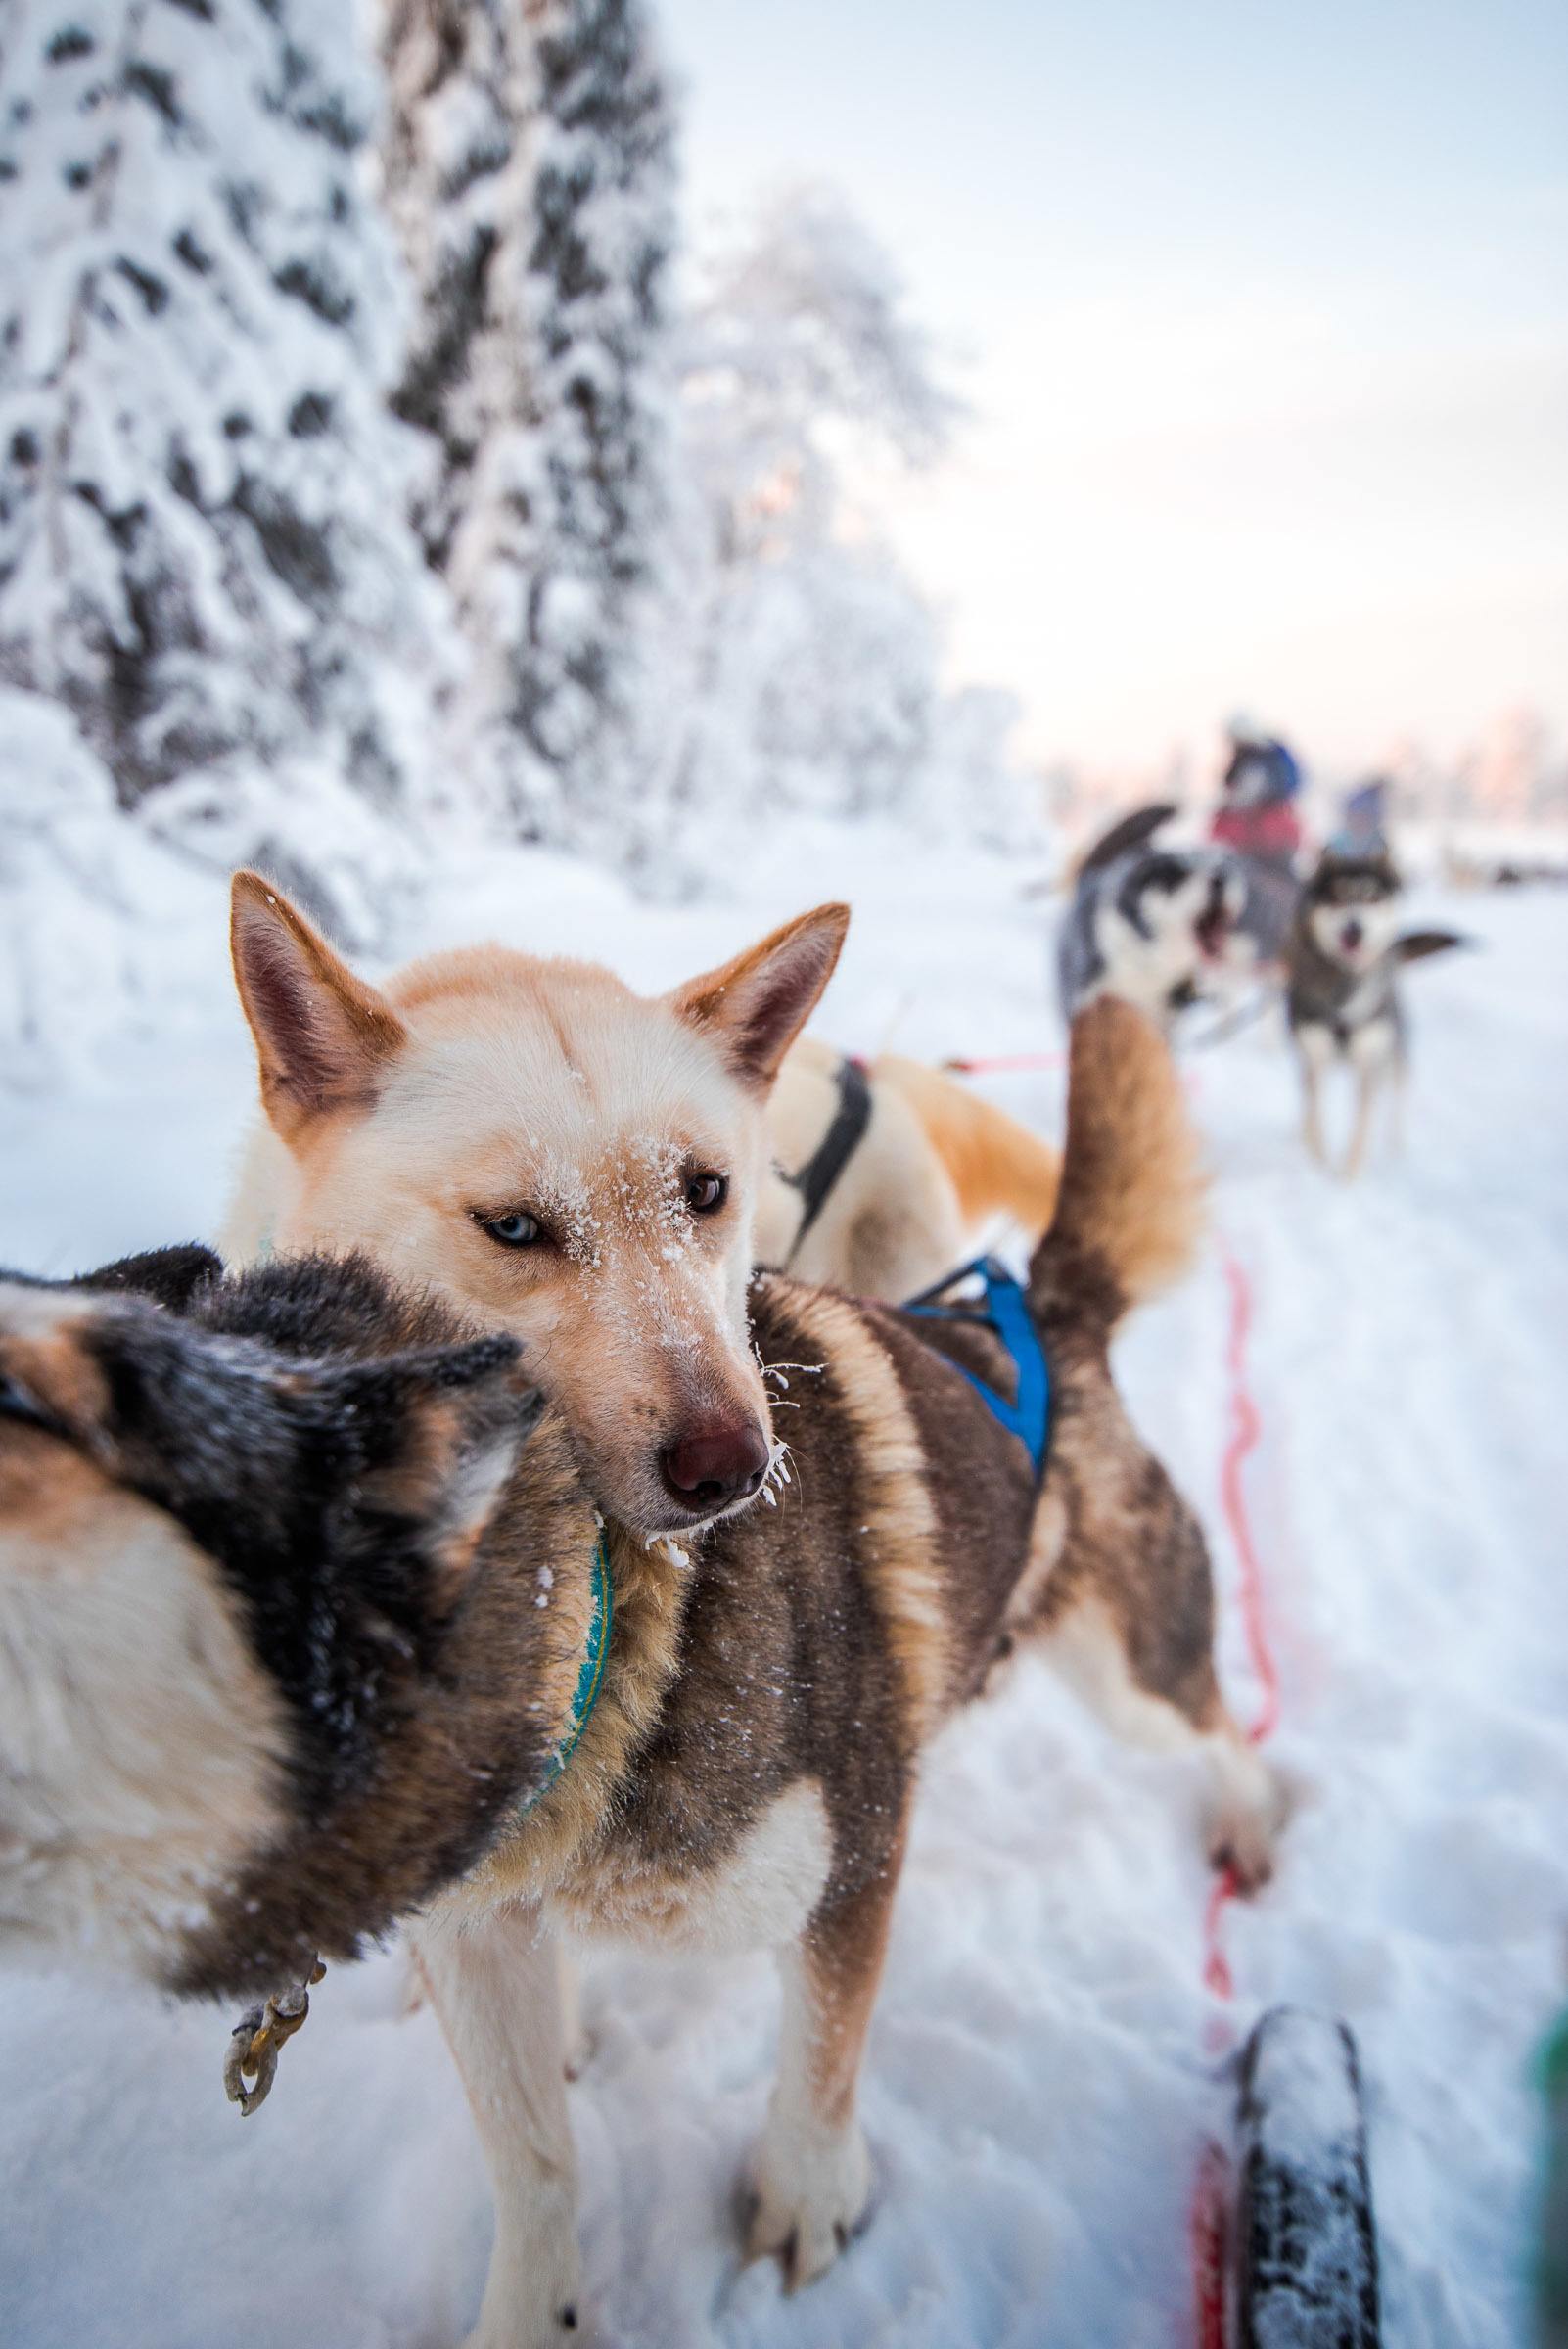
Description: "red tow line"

(1189, 1241), (1281, 2347)
(939, 1049), (1066, 1076)
(942, 1051), (1282, 2340)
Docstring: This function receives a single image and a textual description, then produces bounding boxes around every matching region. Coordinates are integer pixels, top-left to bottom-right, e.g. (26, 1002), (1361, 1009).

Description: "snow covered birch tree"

(0, 0), (453, 813)
(381, 0), (681, 846)
(671, 188), (973, 824)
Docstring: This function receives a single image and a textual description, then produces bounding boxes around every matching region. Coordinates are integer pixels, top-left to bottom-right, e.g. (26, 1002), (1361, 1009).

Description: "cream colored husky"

(760, 1037), (1062, 1300)
(225, 874), (848, 1543)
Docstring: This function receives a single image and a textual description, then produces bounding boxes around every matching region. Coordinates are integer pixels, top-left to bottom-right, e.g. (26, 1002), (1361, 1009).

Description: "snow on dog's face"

(1305, 852), (1403, 972)
(0, 1258), (551, 1997)
(229, 878), (849, 1543)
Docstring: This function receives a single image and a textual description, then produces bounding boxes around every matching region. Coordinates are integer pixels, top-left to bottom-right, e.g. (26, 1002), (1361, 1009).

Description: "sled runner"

(1235, 2006), (1381, 2348)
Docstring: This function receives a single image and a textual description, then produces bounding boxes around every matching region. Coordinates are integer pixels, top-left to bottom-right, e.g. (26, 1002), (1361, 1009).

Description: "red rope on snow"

(1216, 1248), (1280, 1747)
(1189, 2140), (1233, 2349)
(1201, 1869), (1238, 2003)
(1186, 1241), (1282, 2348)
(945, 1045), (1280, 2341)
(939, 1049), (1066, 1075)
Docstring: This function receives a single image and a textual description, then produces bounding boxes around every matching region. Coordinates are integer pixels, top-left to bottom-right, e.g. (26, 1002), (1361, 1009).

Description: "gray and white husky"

(1285, 847), (1465, 1176)
(1057, 803), (1247, 1030)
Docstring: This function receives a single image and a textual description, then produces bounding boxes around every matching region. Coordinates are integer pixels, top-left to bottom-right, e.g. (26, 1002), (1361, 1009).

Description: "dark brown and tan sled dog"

(0, 1001), (1280, 2348)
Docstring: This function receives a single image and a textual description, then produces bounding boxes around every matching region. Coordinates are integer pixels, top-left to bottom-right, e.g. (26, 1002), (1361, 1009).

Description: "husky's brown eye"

(686, 1173), (728, 1216)
(477, 1210), (543, 1250)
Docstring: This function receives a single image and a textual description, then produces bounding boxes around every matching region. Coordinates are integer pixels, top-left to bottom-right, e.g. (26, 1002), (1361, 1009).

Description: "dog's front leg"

(413, 1901), (582, 2349)
(1343, 1020), (1396, 1180)
(746, 1825), (906, 2292)
(1295, 1031), (1330, 1165)
(1342, 1066), (1375, 1179)
(557, 1940), (593, 2080)
(1386, 1060), (1408, 1161)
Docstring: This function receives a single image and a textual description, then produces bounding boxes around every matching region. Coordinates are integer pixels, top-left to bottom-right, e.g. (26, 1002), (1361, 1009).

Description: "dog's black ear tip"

(512, 1383), (548, 1441)
(1078, 800), (1179, 877)
(433, 1332), (526, 1391)
(311, 1335), (530, 1427)
(70, 1245), (223, 1312)
(449, 1341), (548, 1447)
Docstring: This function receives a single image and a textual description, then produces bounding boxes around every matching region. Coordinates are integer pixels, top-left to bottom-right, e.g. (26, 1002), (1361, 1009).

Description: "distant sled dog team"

(0, 866), (1293, 2347)
(1059, 799), (1465, 1175)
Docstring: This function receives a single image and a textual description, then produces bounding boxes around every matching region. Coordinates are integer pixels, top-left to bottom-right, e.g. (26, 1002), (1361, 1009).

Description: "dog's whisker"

(762, 1436), (798, 1501)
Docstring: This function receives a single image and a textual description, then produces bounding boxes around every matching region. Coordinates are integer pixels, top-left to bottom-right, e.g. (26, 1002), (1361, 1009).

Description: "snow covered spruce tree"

(0, 0), (454, 828)
(380, 0), (533, 580)
(381, 0), (682, 849)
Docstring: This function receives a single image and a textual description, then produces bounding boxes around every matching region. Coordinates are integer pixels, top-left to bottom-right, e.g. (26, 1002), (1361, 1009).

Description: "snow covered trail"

(1, 831), (1564, 2348)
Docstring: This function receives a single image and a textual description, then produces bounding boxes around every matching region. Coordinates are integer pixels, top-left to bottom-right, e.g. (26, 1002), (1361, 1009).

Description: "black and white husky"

(1285, 848), (1465, 1176)
(1057, 803), (1247, 1030)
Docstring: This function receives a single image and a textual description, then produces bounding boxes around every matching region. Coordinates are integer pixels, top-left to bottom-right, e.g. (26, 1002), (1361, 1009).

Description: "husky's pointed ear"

(230, 872), (407, 1143)
(0, 1279), (104, 1447)
(669, 903), (851, 1092)
(327, 1336), (541, 1582)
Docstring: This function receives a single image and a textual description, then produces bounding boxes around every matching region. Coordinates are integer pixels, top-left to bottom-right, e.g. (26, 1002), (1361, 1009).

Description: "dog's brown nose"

(1342, 918), (1364, 949)
(660, 1420), (770, 1513)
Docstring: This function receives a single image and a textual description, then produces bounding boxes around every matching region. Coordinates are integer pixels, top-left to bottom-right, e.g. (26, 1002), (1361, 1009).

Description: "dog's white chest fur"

(551, 1778), (833, 1956)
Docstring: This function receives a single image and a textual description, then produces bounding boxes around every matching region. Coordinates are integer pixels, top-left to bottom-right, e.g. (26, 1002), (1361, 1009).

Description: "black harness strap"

(779, 1054), (873, 1266)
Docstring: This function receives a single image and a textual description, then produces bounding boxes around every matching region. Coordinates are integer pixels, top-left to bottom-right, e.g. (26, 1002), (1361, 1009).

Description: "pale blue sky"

(662, 0), (1568, 773)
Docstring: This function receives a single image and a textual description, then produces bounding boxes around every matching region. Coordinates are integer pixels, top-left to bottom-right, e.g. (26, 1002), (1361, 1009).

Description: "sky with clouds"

(661, 0), (1568, 777)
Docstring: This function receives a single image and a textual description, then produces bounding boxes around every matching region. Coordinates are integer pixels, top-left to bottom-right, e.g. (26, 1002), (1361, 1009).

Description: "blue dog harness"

(902, 1257), (1052, 1477)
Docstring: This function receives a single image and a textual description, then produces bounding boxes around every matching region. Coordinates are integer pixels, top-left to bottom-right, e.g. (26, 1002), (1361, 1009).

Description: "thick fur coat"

(0, 1001), (1281, 2347)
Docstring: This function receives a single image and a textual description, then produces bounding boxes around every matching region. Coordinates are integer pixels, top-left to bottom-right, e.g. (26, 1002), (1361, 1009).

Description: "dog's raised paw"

(1207, 1744), (1291, 1896)
(562, 2025), (596, 2083)
(742, 2120), (872, 2290)
(1210, 1818), (1274, 1895)
(460, 2309), (581, 2349)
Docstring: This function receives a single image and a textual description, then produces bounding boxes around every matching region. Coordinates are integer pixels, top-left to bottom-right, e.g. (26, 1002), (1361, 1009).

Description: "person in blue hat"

(1328, 777), (1391, 858)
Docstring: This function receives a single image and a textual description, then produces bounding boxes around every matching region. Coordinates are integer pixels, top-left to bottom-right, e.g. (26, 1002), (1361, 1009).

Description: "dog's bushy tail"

(1029, 996), (1205, 1334)
(1394, 928), (1469, 965)
(1073, 800), (1177, 881)
(876, 1054), (1062, 1244)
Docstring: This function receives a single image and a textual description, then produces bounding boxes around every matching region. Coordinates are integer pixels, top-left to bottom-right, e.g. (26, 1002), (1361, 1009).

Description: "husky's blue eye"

(478, 1210), (543, 1250)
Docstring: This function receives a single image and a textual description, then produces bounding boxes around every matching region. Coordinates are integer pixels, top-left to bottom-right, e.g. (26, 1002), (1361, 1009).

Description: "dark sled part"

(1237, 2006), (1381, 2349)
(1393, 929), (1470, 964)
